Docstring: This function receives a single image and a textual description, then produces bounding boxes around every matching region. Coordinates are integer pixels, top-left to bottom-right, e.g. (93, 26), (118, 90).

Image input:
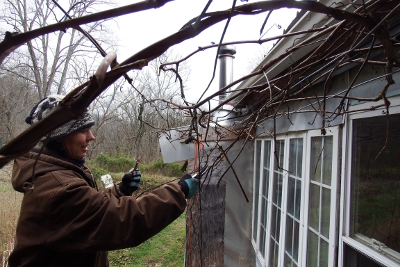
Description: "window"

(303, 129), (340, 267)
(260, 141), (271, 257)
(252, 140), (273, 262)
(351, 114), (400, 249)
(343, 113), (400, 265)
(307, 136), (334, 267)
(269, 140), (285, 267)
(253, 128), (339, 267)
(344, 243), (384, 267)
(253, 140), (262, 246)
(284, 138), (303, 267)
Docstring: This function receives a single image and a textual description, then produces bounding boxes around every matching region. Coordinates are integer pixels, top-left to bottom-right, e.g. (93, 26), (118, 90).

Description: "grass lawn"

(108, 213), (186, 267)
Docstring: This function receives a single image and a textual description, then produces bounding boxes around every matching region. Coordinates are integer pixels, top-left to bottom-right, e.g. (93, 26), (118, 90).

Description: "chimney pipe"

(218, 45), (236, 104)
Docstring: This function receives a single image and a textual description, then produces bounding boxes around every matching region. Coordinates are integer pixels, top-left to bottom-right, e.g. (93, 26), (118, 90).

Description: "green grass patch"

(108, 213), (186, 267)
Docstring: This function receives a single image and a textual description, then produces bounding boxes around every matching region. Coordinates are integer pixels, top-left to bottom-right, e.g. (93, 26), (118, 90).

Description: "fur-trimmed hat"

(25, 95), (95, 141)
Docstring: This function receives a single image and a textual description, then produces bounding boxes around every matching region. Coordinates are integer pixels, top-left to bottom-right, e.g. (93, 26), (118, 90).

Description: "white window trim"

(253, 133), (313, 267)
(278, 134), (307, 267)
(253, 128), (340, 267)
(338, 97), (400, 267)
(342, 236), (400, 267)
(252, 140), (264, 264)
(301, 127), (340, 267)
(268, 137), (286, 267)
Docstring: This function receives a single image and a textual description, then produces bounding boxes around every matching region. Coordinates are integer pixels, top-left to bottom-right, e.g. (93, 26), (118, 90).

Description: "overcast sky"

(110, 1), (298, 105)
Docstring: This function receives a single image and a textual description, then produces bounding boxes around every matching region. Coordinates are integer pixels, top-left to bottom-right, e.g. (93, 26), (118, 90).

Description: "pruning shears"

(192, 165), (209, 179)
(128, 159), (140, 174)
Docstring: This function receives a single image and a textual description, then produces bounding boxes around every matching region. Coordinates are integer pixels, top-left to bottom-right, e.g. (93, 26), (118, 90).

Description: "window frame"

(252, 139), (272, 264)
(253, 135), (306, 266)
(252, 127), (340, 267)
(339, 96), (400, 267)
(302, 127), (340, 267)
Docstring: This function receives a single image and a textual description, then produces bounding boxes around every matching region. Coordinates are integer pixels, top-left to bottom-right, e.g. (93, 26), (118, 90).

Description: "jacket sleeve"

(46, 171), (187, 252)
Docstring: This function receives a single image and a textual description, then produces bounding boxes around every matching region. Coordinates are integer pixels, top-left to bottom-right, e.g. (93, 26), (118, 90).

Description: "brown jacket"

(8, 149), (187, 267)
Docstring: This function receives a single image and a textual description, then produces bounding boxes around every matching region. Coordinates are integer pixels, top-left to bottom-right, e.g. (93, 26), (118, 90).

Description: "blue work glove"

(119, 168), (141, 195)
(178, 173), (199, 199)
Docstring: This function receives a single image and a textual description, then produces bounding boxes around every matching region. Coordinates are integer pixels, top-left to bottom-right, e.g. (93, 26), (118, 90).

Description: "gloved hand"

(178, 173), (199, 199)
(119, 168), (141, 195)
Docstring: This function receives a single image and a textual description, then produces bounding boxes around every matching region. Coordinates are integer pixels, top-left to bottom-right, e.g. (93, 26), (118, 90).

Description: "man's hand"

(119, 168), (141, 195)
(178, 173), (199, 199)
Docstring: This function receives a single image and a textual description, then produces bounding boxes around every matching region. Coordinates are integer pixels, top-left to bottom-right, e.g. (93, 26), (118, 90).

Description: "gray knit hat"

(25, 95), (95, 141)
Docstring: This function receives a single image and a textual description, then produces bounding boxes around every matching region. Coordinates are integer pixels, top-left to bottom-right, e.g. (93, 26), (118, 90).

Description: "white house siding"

(248, 5), (400, 267)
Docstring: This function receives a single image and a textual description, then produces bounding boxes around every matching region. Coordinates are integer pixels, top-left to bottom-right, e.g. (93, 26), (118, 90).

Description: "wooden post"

(185, 158), (226, 266)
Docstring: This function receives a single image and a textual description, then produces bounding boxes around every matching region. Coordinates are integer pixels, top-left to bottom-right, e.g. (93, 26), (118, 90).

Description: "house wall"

(224, 140), (255, 266)
(250, 65), (400, 267)
(256, 67), (400, 137)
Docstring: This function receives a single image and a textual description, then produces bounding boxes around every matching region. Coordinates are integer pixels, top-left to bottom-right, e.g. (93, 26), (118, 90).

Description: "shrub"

(93, 154), (135, 173)
(143, 158), (185, 177)
(90, 155), (185, 178)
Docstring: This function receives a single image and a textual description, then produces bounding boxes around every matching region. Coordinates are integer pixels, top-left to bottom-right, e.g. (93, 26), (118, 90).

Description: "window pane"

(284, 254), (293, 267)
(272, 141), (284, 208)
(259, 192), (267, 253)
(289, 140), (297, 174)
(297, 141), (303, 176)
(259, 141), (271, 256)
(322, 137), (333, 186)
(275, 140), (285, 171)
(309, 183), (320, 231)
(287, 176), (295, 215)
(264, 141), (271, 169)
(344, 244), (384, 267)
(266, 140), (284, 267)
(272, 173), (281, 206)
(286, 138), (303, 265)
(319, 239), (329, 267)
(307, 230), (319, 267)
(270, 203), (281, 267)
(285, 216), (300, 265)
(321, 187), (331, 238)
(276, 206), (281, 241)
(293, 220), (299, 260)
(308, 135), (334, 267)
(277, 173), (283, 207)
(310, 137), (322, 182)
(269, 242), (279, 267)
(289, 138), (303, 177)
(271, 204), (277, 239)
(295, 179), (301, 219)
(273, 140), (284, 207)
(285, 216), (294, 255)
(260, 192), (267, 230)
(259, 224), (266, 258)
(252, 140), (262, 241)
(351, 114), (400, 253)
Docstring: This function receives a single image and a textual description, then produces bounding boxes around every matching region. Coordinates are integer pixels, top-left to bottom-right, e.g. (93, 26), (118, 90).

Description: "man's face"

(61, 128), (95, 159)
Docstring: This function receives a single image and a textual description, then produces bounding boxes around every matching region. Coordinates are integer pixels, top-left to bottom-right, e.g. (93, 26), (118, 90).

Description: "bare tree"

(0, 0), (398, 171)
(0, 70), (36, 143)
(0, 0), (117, 99)
(88, 50), (191, 162)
